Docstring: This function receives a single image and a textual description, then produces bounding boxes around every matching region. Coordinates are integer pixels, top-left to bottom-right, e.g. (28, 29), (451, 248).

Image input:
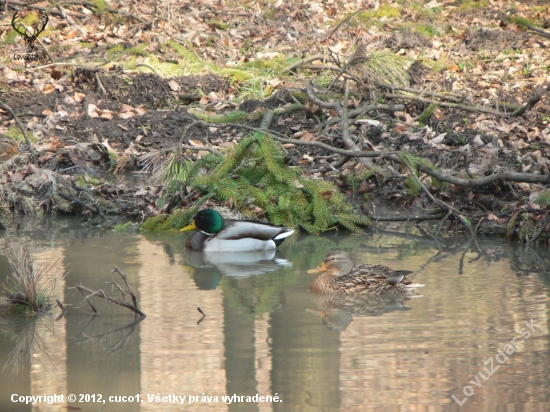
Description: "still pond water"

(0, 217), (549, 412)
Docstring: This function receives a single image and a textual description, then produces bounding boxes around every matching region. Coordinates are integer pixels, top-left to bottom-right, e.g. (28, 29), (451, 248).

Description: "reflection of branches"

(74, 315), (143, 353)
(0, 314), (56, 373)
(504, 244), (550, 285)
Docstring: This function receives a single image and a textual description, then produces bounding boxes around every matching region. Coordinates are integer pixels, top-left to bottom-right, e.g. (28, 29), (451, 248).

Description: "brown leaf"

(10, 173), (24, 183)
(42, 84), (55, 94)
(300, 132), (316, 141)
(74, 92), (86, 103)
(120, 104), (135, 113)
(449, 64), (461, 72)
(393, 124), (410, 134)
(305, 101), (322, 116)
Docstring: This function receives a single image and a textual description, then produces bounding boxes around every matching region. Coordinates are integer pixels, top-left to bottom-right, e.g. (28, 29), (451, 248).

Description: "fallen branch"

(111, 267), (140, 314)
(384, 88), (541, 118)
(511, 91), (543, 116)
(4, 0), (86, 17)
(384, 93), (512, 117)
(528, 25), (550, 39)
(398, 153), (475, 236)
(136, 64), (160, 76)
(284, 54), (324, 74)
(253, 133), (550, 188)
(368, 213), (448, 222)
(77, 285), (98, 314)
(307, 81), (375, 169)
(76, 268), (146, 318)
(198, 114), (550, 189)
(58, 192), (108, 220)
(374, 81), (466, 102)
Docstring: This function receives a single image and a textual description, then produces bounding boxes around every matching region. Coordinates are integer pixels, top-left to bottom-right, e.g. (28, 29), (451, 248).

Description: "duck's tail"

(273, 229), (294, 246)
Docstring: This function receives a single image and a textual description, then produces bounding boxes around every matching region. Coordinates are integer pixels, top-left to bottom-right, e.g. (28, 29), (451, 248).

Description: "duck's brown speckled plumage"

(308, 251), (423, 296)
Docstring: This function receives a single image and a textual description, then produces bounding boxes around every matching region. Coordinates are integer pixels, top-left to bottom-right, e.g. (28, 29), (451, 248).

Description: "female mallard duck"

(308, 251), (423, 295)
(181, 209), (294, 252)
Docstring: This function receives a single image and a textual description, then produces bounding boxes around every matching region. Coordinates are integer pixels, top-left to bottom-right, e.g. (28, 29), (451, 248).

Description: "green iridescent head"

(181, 209), (225, 234)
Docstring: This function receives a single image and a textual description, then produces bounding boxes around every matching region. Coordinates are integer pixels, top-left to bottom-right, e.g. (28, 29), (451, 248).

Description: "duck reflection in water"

(307, 251), (423, 330)
(184, 249), (292, 290)
(307, 294), (417, 331)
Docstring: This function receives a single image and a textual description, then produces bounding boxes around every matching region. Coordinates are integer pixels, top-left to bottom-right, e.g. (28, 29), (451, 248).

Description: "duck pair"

(181, 209), (423, 295)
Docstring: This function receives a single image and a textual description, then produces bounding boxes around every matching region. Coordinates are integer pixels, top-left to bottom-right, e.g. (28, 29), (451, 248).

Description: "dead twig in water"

(55, 299), (66, 320)
(197, 307), (206, 325)
(74, 268), (145, 317)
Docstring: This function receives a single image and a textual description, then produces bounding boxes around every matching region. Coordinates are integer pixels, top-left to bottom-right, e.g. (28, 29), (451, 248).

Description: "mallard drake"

(181, 209), (294, 252)
(308, 251), (423, 295)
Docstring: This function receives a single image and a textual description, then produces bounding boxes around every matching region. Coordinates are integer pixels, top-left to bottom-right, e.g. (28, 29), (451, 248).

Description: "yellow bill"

(181, 221), (197, 232)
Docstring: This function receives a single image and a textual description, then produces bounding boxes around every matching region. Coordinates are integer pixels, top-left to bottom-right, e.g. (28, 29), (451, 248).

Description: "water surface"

(0, 217), (549, 411)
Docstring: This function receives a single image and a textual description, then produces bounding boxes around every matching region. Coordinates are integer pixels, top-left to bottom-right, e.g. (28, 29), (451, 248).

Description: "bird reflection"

(183, 249), (292, 290)
(308, 293), (421, 331)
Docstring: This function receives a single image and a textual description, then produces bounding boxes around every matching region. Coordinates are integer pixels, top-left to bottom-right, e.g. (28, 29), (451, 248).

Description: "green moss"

(106, 44), (126, 59)
(92, 0), (110, 14)
(509, 16), (535, 30)
(458, 0), (489, 11)
(416, 24), (440, 38)
(263, 9), (276, 19)
(208, 18), (230, 30)
(189, 109), (250, 123)
(417, 103), (438, 126)
(352, 6), (401, 26)
(76, 174), (102, 187)
(113, 222), (134, 232)
(3, 29), (21, 45)
(406, 174), (421, 196)
(168, 40), (199, 61)
(6, 127), (38, 143)
(376, 5), (402, 18)
(535, 191), (550, 206)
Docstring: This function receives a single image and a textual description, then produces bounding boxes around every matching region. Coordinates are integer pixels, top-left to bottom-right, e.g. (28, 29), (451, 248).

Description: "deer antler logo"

(11, 10), (49, 56)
